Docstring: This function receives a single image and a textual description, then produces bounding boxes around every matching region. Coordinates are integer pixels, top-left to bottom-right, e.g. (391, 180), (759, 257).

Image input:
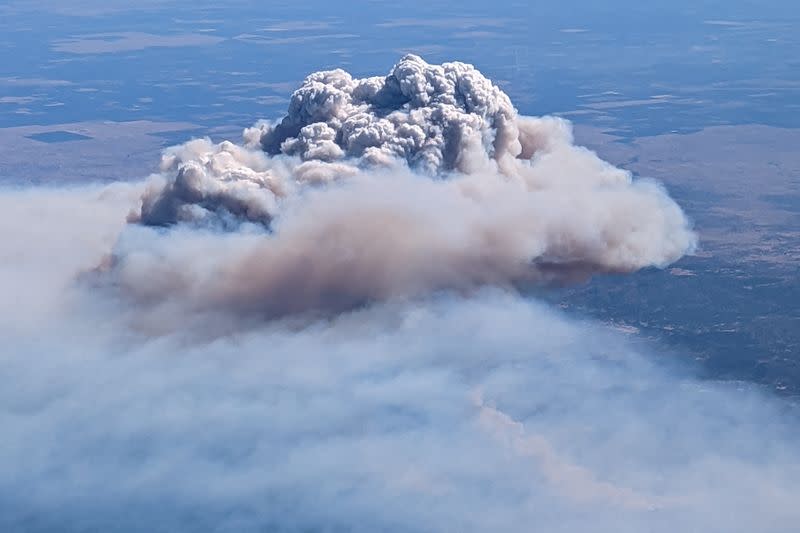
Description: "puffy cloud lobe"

(254, 54), (520, 172)
(130, 139), (285, 227)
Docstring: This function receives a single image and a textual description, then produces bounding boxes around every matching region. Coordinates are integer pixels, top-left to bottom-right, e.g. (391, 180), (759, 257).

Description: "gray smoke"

(116, 169), (694, 321)
(1, 184), (799, 533)
(255, 54), (519, 172)
(125, 56), (696, 318)
(4, 57), (786, 533)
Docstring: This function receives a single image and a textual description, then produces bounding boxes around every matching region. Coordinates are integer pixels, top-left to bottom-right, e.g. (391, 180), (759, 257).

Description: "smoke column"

(120, 55), (696, 319)
(1, 57), (798, 533)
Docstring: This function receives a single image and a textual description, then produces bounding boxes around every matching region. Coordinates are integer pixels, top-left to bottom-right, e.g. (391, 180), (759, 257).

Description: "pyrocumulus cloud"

(123, 55), (695, 319)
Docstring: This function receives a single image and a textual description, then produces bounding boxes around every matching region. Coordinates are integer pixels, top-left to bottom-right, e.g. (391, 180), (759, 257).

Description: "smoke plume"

(2, 57), (795, 533)
(123, 55), (696, 319)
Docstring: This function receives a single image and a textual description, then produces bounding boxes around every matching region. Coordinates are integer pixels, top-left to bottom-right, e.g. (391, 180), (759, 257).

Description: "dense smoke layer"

(124, 56), (696, 318)
(4, 57), (787, 533)
(1, 185), (799, 533)
(115, 168), (695, 320)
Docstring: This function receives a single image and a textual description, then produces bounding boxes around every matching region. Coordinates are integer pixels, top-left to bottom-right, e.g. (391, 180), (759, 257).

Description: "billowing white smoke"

(254, 53), (520, 172)
(124, 56), (696, 318)
(7, 57), (778, 533)
(1, 185), (799, 533)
